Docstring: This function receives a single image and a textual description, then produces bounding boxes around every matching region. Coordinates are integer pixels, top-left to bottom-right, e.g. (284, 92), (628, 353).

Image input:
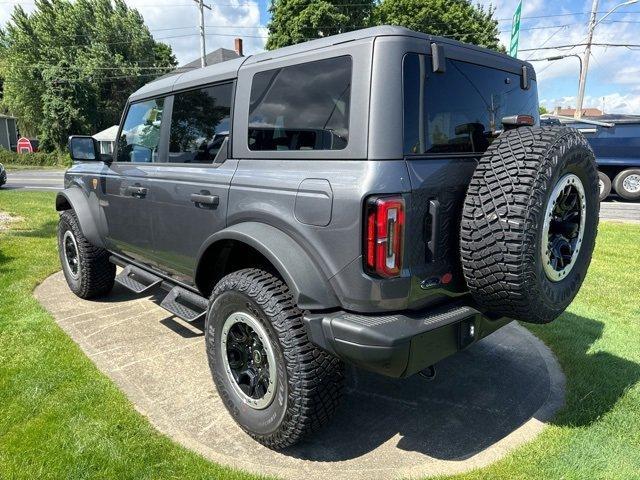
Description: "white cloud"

(541, 92), (640, 114)
(613, 66), (640, 85)
(124, 0), (267, 64)
(479, 0), (640, 114)
(1, 0), (267, 65)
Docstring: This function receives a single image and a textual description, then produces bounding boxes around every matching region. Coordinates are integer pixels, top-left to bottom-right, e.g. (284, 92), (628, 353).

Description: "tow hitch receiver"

(458, 319), (477, 349)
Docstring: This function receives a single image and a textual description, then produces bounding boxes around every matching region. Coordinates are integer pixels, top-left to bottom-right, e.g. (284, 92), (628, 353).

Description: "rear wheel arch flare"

(194, 223), (340, 310)
(195, 239), (280, 298)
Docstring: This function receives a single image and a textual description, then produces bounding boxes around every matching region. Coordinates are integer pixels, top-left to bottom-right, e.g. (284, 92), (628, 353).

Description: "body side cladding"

(195, 222), (339, 310)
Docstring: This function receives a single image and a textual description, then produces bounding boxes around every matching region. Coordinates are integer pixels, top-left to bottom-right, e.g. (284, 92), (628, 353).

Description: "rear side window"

(168, 83), (233, 164)
(403, 54), (539, 155)
(248, 56), (352, 151)
(117, 98), (164, 163)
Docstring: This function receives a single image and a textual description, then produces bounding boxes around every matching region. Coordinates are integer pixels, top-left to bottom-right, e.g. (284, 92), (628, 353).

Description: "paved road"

(1, 169), (65, 191)
(2, 169), (639, 223)
(599, 200), (640, 223)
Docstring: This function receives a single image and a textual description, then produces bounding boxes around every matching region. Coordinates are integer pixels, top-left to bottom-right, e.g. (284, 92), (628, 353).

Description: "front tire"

(58, 210), (115, 299)
(206, 268), (344, 449)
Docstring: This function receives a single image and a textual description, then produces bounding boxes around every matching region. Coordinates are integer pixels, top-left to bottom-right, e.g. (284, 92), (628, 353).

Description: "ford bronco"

(58, 26), (599, 449)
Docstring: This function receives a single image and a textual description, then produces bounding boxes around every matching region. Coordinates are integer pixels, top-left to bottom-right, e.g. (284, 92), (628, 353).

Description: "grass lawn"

(1, 190), (639, 479)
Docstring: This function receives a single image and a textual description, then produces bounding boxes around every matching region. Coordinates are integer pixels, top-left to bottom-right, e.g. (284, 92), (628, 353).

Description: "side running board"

(160, 286), (208, 323)
(115, 264), (162, 294)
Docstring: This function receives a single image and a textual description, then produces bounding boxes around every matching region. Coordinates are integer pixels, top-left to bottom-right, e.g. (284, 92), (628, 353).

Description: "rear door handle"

(190, 193), (219, 208)
(125, 186), (148, 198)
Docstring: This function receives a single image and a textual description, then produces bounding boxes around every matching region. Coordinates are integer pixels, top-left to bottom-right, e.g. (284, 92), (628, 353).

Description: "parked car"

(57, 26), (599, 449)
(0, 162), (6, 187)
(542, 114), (640, 201)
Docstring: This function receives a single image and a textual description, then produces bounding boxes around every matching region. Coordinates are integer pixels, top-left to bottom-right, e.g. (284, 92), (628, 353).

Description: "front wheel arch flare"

(55, 188), (105, 248)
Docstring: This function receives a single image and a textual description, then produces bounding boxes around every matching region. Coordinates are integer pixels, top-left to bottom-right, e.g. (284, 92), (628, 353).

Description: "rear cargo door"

(401, 53), (539, 294)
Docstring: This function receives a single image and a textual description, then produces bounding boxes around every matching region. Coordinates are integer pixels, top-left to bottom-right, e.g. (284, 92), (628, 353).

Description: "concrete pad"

(35, 271), (565, 480)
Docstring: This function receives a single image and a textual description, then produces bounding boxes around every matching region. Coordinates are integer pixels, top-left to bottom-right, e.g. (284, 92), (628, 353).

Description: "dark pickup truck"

(543, 114), (640, 201)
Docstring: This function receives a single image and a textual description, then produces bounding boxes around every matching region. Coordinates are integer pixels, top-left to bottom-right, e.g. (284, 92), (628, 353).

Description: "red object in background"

(16, 137), (34, 153)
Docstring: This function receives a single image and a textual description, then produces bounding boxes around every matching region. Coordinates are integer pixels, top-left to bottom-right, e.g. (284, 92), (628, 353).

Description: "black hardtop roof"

(129, 25), (532, 102)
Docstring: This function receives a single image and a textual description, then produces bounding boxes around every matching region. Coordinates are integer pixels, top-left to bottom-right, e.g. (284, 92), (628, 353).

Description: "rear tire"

(460, 126), (599, 324)
(613, 168), (640, 201)
(58, 210), (115, 299)
(206, 268), (344, 449)
(598, 171), (611, 201)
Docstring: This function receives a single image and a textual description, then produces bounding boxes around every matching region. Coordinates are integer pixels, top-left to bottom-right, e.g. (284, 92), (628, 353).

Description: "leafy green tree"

(539, 105), (549, 115)
(266, 0), (503, 52)
(374, 0), (503, 51)
(0, 0), (176, 150)
(266, 0), (375, 50)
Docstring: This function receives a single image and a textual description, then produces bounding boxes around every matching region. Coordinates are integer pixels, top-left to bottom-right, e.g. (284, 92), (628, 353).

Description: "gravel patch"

(0, 211), (23, 231)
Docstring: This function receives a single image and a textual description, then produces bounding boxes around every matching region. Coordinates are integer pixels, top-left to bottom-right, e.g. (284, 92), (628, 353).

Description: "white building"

(93, 125), (119, 156)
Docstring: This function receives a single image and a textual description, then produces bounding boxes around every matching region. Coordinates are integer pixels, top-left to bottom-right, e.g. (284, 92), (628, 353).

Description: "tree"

(539, 105), (549, 115)
(266, 0), (375, 50)
(0, 0), (177, 150)
(375, 0), (502, 51)
(266, 0), (503, 52)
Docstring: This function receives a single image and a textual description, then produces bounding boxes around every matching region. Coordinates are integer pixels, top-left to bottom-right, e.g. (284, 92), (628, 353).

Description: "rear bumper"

(303, 304), (511, 378)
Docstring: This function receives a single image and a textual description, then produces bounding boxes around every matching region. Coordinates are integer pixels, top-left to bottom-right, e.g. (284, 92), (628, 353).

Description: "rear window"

(248, 56), (351, 151)
(403, 53), (538, 155)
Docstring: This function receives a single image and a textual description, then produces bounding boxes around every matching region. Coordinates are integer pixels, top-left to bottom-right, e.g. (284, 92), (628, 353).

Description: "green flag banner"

(509, 0), (522, 57)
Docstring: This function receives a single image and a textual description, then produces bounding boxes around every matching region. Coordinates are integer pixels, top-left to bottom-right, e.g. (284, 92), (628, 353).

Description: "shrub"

(0, 149), (71, 168)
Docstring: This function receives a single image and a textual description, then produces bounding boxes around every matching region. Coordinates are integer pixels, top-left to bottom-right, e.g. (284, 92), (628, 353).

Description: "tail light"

(364, 195), (405, 278)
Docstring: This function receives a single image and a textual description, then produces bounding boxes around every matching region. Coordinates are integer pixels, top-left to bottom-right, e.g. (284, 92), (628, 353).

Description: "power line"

(524, 25), (569, 61)
(519, 42), (640, 52)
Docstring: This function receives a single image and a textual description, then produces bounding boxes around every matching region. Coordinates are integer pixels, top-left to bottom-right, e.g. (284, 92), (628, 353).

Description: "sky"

(1, 0), (640, 114)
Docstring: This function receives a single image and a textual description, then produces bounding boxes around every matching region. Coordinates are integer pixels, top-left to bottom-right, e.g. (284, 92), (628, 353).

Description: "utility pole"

(575, 0), (639, 118)
(575, 0), (598, 119)
(194, 0), (212, 68)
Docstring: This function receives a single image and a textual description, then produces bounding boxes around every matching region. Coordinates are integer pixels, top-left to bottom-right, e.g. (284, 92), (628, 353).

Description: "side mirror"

(68, 135), (101, 162)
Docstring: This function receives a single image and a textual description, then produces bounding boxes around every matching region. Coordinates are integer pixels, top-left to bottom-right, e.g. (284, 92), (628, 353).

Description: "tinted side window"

(248, 56), (351, 151)
(117, 98), (164, 163)
(168, 83), (233, 163)
(403, 54), (539, 155)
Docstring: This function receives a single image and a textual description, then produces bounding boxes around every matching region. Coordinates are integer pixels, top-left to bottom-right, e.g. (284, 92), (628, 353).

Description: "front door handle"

(125, 185), (148, 198)
(190, 193), (219, 208)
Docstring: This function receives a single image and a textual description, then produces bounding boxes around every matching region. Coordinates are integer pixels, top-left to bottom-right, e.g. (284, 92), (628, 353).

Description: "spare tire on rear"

(460, 126), (599, 324)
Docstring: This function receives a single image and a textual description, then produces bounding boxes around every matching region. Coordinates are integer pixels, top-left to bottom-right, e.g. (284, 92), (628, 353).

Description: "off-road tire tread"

(460, 126), (598, 324)
(58, 210), (115, 299)
(209, 268), (344, 449)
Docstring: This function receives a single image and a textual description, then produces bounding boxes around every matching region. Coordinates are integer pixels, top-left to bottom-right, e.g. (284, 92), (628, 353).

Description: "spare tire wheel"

(460, 126), (599, 324)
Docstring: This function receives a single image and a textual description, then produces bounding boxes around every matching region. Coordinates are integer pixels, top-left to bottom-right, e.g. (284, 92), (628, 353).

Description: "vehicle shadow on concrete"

(283, 313), (639, 462)
(83, 284), (640, 464)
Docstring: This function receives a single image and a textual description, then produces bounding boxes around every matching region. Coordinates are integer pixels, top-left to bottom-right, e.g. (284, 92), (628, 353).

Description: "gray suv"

(58, 26), (599, 449)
